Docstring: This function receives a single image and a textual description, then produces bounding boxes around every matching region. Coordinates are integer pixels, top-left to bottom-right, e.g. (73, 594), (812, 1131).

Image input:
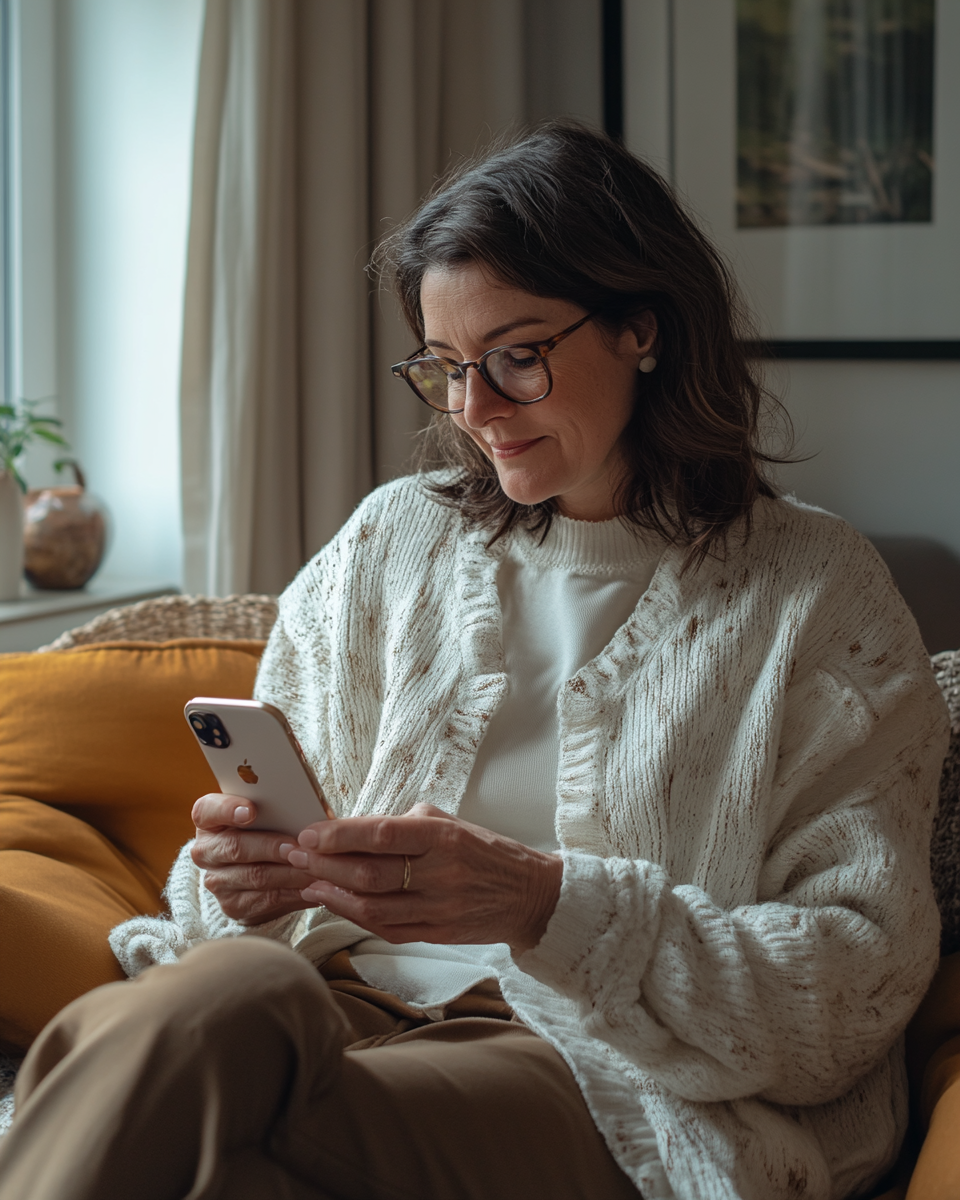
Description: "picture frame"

(622, 0), (960, 357)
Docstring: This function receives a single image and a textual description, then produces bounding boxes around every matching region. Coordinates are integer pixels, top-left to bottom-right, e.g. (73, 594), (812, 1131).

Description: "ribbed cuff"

(514, 850), (617, 989)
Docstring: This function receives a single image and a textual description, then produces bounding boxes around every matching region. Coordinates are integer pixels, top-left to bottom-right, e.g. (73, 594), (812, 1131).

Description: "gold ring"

(401, 855), (412, 892)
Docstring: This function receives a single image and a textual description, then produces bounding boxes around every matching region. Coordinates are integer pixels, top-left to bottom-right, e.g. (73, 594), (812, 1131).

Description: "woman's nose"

(460, 368), (515, 429)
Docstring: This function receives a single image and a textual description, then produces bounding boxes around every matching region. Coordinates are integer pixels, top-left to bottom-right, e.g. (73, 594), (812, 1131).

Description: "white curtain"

(180, 0), (527, 596)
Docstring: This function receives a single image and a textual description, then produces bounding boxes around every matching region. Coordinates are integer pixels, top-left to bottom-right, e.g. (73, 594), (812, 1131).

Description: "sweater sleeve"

(109, 842), (302, 976)
(517, 542), (950, 1108)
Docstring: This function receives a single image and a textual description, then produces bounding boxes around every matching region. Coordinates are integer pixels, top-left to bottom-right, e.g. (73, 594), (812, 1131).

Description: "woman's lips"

(489, 437), (543, 459)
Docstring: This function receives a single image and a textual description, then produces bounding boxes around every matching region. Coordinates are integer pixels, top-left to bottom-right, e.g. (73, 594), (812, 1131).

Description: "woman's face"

(419, 263), (655, 522)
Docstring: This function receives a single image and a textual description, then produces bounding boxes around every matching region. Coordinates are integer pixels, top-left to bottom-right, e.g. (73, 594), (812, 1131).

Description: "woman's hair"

(373, 119), (791, 564)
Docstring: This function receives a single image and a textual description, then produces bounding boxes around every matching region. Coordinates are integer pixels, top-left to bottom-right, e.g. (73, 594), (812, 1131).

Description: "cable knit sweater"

(111, 475), (950, 1200)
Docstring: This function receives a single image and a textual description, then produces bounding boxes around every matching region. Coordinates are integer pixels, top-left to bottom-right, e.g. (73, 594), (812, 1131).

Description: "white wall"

(770, 361), (960, 558)
(525, 0), (603, 126)
(52, 0), (204, 586)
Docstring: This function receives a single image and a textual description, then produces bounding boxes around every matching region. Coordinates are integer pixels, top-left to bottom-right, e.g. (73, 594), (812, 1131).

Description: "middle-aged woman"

(0, 122), (950, 1200)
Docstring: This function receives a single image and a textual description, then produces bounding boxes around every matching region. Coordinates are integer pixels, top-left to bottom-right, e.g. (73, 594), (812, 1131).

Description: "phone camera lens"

(189, 712), (231, 748)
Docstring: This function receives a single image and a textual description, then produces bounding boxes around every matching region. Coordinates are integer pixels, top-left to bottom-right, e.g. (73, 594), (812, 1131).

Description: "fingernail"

(287, 849), (309, 869)
(279, 843), (296, 858)
(298, 828), (320, 849)
(234, 805), (251, 823)
(301, 887), (322, 902)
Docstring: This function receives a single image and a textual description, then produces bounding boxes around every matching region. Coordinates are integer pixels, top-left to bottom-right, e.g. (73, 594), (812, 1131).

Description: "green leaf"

(0, 396), (70, 476)
(33, 428), (68, 446)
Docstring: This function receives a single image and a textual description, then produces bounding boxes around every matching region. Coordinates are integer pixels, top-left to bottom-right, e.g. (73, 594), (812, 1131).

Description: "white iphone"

(184, 697), (334, 836)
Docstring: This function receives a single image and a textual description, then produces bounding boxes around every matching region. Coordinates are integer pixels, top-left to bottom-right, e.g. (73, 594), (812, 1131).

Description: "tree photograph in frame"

(737, 0), (934, 230)
(649, 0), (959, 345)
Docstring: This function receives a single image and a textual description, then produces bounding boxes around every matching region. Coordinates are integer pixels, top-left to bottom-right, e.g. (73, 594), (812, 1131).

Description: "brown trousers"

(0, 938), (641, 1200)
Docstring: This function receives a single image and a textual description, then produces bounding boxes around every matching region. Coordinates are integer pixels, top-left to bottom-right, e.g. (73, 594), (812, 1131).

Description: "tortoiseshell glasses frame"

(390, 312), (596, 414)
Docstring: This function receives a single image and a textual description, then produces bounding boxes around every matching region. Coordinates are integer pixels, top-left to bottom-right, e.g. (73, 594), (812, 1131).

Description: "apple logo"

(237, 759), (259, 784)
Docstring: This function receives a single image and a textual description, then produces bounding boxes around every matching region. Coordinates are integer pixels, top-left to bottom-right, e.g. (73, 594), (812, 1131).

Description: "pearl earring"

(638, 356), (657, 374)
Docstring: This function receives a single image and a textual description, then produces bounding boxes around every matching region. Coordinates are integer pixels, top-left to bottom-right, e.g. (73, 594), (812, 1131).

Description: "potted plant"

(0, 400), (69, 601)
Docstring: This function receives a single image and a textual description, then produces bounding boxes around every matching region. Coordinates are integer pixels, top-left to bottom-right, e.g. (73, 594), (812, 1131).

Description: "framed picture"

(625, 0), (960, 354)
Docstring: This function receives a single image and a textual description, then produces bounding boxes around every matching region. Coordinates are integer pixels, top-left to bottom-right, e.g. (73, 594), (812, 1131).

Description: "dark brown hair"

(374, 119), (791, 564)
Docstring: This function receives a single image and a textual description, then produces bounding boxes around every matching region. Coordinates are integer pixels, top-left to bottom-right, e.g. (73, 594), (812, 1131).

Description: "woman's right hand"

(190, 793), (320, 926)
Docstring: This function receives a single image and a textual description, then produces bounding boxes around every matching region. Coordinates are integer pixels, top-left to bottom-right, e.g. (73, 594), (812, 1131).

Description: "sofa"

(0, 593), (958, 1199)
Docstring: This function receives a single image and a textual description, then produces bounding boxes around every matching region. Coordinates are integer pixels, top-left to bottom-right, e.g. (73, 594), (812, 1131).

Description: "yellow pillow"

(0, 796), (157, 1050)
(0, 639), (264, 891)
(0, 638), (264, 1049)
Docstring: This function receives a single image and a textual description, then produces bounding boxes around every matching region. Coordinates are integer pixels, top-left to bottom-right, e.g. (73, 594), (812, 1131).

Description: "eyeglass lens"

(407, 348), (550, 410)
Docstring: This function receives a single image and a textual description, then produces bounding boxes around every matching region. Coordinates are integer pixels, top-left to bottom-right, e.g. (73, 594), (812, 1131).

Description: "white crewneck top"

(458, 514), (661, 849)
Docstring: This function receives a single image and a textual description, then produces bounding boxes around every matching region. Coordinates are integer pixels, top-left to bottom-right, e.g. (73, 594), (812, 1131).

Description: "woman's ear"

(623, 310), (658, 362)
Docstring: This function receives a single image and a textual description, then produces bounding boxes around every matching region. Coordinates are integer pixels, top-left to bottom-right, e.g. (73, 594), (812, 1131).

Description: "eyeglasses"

(390, 313), (595, 413)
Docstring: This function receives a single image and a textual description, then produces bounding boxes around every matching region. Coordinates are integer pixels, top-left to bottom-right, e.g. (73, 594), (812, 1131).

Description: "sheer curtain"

(180, 0), (527, 596)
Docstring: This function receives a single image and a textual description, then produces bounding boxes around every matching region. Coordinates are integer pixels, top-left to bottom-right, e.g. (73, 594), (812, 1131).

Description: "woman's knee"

(131, 938), (339, 1035)
(21, 937), (348, 1119)
(48, 937), (344, 1069)
(149, 936), (321, 996)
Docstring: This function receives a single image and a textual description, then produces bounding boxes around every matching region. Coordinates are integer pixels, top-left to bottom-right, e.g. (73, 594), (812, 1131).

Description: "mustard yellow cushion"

(907, 951), (960, 1101)
(0, 638), (264, 1049)
(905, 1045), (960, 1199)
(902, 952), (960, 1198)
(0, 796), (159, 1050)
(0, 639), (264, 890)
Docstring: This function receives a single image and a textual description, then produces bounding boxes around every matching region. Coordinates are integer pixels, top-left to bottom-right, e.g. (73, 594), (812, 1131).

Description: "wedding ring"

(401, 855), (412, 892)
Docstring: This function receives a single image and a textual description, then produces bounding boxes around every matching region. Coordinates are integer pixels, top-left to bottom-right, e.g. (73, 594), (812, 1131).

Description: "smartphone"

(184, 697), (334, 835)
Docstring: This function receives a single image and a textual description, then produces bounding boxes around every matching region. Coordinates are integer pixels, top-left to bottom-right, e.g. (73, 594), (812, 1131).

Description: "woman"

(0, 122), (949, 1200)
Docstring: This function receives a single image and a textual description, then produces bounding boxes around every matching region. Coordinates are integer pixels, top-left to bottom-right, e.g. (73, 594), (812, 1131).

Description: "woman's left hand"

(283, 803), (563, 953)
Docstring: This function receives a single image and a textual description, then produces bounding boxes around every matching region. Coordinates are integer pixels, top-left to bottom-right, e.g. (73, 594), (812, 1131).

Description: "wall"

(525, 0), (603, 126)
(51, 0), (204, 586)
(771, 360), (960, 558)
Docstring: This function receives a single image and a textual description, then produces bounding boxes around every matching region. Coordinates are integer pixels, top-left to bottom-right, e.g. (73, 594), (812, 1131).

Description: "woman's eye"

(501, 350), (540, 370)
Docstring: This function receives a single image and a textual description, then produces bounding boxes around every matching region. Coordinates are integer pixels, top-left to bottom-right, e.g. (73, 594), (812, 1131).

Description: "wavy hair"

(372, 120), (792, 565)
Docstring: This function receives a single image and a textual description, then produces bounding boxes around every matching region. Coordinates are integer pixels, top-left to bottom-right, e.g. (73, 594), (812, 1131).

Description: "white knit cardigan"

(112, 476), (950, 1200)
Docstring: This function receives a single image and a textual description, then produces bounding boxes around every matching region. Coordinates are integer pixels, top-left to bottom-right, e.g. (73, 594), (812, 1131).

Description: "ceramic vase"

(0, 470), (24, 601)
(23, 468), (108, 590)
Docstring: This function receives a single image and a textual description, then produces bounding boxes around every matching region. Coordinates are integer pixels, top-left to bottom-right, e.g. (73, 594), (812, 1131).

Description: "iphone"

(184, 697), (334, 835)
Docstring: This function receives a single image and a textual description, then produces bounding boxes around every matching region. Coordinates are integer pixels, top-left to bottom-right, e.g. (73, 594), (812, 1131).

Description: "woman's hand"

(284, 803), (563, 953)
(190, 793), (322, 926)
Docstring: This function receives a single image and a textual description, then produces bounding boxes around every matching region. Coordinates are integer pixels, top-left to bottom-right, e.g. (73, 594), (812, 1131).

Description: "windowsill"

(0, 576), (180, 652)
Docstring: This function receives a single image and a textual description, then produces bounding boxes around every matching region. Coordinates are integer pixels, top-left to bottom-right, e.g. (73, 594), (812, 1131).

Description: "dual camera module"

(189, 712), (232, 749)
